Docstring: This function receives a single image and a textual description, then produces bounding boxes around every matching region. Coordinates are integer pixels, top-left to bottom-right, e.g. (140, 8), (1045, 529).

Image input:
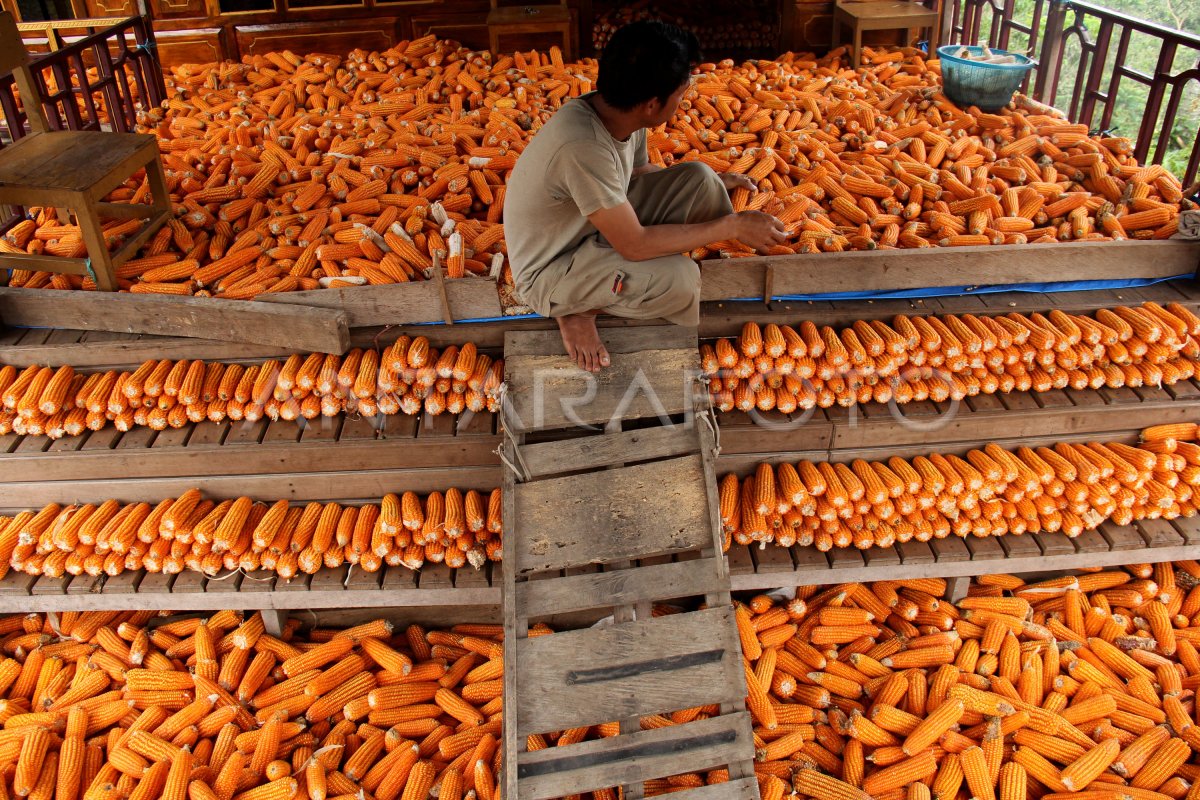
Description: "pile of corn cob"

(705, 303), (1200, 413)
(0, 611), (505, 800)
(739, 564), (1200, 800)
(0, 486), (502, 581)
(720, 422), (1200, 550)
(0, 337), (503, 439)
(1, 40), (1189, 296)
(0, 564), (1198, 798)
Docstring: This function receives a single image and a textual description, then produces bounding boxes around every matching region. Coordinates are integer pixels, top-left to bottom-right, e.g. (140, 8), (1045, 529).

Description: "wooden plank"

(30, 575), (70, 596)
(930, 537), (970, 562)
(381, 566), (418, 591)
(998, 534), (1041, 558)
(506, 326), (697, 357)
(1036, 532), (1076, 556)
(512, 455), (711, 574)
(453, 564), (489, 589)
(828, 548), (865, 569)
(169, 571), (206, 593)
(513, 606), (743, 736)
(504, 331), (700, 431)
(751, 543), (796, 576)
(863, 545), (902, 567)
(1101, 387), (1142, 405)
(237, 571), (277, 593)
(1072, 528), (1108, 554)
(136, 572), (174, 594)
(791, 545), (830, 571)
(1170, 516), (1200, 545)
(1136, 519), (1186, 548)
(0, 288), (350, 353)
(254, 277), (503, 326)
(964, 536), (1006, 562)
(998, 393), (1039, 412)
(344, 566), (382, 591)
(712, 241), (1200, 299)
(1098, 521), (1145, 551)
(726, 547), (754, 576)
(517, 425), (698, 479)
(898, 540), (935, 564)
(517, 714), (754, 800)
(309, 566), (349, 593)
(516, 559), (722, 617)
(419, 563), (454, 590)
(0, 435), (502, 486)
(1035, 390), (1073, 409)
(0, 571), (34, 596)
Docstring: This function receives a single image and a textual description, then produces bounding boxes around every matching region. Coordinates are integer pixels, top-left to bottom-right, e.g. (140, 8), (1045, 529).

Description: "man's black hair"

(597, 20), (701, 111)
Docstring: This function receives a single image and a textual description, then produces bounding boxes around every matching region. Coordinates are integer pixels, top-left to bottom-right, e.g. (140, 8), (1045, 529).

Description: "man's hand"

(733, 210), (788, 252)
(720, 172), (758, 193)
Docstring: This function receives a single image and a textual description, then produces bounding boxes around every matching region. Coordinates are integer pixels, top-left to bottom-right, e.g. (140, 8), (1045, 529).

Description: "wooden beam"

(0, 253), (91, 275)
(93, 201), (156, 220)
(0, 288), (351, 353)
(700, 240), (1200, 300)
(254, 276), (504, 326)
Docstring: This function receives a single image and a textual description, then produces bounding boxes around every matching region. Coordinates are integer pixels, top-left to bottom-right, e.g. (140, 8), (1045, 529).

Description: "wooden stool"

(487, 0), (573, 60)
(0, 11), (171, 291)
(832, 1), (940, 67)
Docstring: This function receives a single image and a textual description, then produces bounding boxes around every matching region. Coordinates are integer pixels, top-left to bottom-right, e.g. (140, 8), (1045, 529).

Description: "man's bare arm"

(588, 200), (786, 261)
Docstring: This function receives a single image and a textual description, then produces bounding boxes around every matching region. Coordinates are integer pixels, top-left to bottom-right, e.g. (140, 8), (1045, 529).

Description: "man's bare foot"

(557, 313), (611, 372)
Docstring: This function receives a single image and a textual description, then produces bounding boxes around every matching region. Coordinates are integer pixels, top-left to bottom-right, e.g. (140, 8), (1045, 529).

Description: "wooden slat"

(517, 713), (753, 800)
(898, 540), (935, 564)
(701, 240), (1200, 300)
(0, 466), (501, 507)
(517, 424), (698, 479)
(514, 607), (743, 736)
(506, 326), (697, 358)
(512, 455), (711, 574)
(516, 559), (723, 618)
(254, 277), (503, 326)
(0, 288), (350, 353)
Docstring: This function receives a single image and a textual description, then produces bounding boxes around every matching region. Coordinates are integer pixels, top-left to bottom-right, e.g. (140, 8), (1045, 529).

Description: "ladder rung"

(516, 423), (700, 480)
(514, 606), (743, 736)
(516, 712), (755, 800)
(516, 558), (723, 618)
(512, 454), (712, 574)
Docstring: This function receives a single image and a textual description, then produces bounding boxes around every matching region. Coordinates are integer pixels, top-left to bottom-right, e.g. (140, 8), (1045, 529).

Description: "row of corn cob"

(0, 337), (503, 439)
(2, 41), (1190, 297)
(704, 302), (1200, 413)
(0, 611), (507, 800)
(0, 486), (503, 581)
(719, 422), (1200, 550)
(736, 562), (1200, 800)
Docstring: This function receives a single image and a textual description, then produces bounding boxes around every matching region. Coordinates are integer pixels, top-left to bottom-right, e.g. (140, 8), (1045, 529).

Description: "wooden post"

(1033, 0), (1067, 107)
(261, 609), (288, 637)
(946, 575), (970, 602)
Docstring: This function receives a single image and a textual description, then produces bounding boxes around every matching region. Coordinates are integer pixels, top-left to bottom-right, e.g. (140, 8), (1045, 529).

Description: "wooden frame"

(699, 239), (1200, 302)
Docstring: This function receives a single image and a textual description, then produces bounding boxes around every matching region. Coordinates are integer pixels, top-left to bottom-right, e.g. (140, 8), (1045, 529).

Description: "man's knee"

(670, 162), (730, 217)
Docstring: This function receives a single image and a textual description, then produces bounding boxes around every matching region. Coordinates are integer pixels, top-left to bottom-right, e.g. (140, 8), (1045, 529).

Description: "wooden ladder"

(500, 326), (757, 800)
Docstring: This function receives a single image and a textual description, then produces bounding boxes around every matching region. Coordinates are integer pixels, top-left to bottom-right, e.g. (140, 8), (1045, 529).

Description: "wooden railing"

(943, 0), (1200, 187)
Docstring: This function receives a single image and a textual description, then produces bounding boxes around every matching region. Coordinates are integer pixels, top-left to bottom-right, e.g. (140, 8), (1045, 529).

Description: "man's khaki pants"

(533, 161), (733, 327)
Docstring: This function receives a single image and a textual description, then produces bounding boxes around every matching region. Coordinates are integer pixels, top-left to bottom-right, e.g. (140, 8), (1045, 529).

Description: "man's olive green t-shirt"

(504, 92), (647, 313)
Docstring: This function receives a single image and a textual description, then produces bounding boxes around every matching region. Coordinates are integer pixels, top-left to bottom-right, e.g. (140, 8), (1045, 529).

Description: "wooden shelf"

(726, 516), (1200, 591)
(0, 559), (500, 613)
(715, 378), (1200, 474)
(2, 516), (1194, 612)
(0, 410), (501, 509)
